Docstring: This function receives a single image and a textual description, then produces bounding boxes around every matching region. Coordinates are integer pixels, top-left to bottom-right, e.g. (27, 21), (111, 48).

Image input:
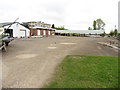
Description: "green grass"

(45, 55), (118, 88)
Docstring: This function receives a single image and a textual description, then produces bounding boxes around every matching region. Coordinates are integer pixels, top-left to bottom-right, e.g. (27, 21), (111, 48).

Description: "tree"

(114, 29), (118, 36)
(51, 24), (55, 28)
(96, 18), (105, 30)
(88, 27), (92, 30)
(109, 25), (118, 37)
(100, 32), (106, 37)
(55, 26), (68, 30)
(93, 20), (97, 30)
(114, 25), (118, 36)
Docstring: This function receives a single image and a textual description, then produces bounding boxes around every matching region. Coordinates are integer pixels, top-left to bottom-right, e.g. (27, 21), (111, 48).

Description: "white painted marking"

(48, 47), (57, 49)
(16, 54), (37, 59)
(60, 43), (76, 45)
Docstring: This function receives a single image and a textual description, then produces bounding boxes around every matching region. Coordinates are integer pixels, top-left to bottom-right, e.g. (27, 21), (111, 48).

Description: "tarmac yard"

(2, 36), (118, 88)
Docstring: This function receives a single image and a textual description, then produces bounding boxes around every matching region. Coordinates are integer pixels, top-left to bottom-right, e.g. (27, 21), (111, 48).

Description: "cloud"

(0, 0), (119, 33)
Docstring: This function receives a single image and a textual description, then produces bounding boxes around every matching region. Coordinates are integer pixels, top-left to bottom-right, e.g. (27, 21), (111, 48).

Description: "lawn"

(45, 55), (118, 88)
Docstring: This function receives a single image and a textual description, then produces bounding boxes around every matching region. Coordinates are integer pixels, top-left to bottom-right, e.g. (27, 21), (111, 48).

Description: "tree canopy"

(88, 18), (105, 30)
(88, 27), (92, 30)
(55, 26), (68, 30)
(93, 20), (97, 30)
(96, 18), (105, 30)
(52, 24), (68, 30)
(109, 29), (118, 37)
(51, 24), (55, 28)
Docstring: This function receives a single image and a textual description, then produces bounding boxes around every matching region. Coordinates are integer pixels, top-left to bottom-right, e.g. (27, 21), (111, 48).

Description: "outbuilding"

(30, 26), (55, 37)
(3, 22), (30, 38)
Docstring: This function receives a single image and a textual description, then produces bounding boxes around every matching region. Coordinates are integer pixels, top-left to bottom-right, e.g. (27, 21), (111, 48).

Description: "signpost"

(118, 1), (120, 33)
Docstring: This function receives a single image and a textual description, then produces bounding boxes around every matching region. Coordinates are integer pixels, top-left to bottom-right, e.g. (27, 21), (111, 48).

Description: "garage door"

(43, 30), (46, 36)
(48, 31), (50, 35)
(38, 30), (40, 35)
(20, 30), (26, 37)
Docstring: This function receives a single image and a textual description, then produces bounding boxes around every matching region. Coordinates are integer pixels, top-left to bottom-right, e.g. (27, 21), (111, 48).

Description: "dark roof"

(2, 22), (29, 29)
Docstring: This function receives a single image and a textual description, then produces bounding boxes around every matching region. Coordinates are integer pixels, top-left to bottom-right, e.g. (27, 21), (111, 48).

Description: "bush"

(100, 32), (106, 37)
(109, 31), (114, 36)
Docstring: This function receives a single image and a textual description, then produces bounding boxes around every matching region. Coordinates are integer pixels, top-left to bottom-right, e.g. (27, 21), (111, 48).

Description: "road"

(2, 36), (118, 88)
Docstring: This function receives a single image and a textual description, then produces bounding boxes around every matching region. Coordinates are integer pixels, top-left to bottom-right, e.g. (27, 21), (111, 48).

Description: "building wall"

(30, 29), (38, 36)
(24, 22), (51, 28)
(33, 29), (37, 36)
(30, 28), (55, 36)
(40, 29), (43, 35)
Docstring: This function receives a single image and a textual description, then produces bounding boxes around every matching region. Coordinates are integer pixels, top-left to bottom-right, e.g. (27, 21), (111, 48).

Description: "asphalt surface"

(2, 36), (118, 88)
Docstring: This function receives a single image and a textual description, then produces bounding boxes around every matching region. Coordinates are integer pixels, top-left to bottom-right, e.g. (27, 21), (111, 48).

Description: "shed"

(3, 22), (30, 38)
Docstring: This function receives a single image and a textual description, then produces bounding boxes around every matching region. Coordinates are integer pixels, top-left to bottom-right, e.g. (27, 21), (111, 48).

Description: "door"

(38, 30), (40, 35)
(43, 30), (46, 36)
(40, 30), (43, 35)
(46, 30), (48, 36)
(5, 29), (13, 37)
(20, 30), (26, 37)
(48, 30), (50, 35)
(33, 30), (37, 36)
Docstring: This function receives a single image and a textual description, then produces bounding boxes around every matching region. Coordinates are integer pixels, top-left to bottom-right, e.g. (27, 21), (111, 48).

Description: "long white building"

(55, 30), (104, 35)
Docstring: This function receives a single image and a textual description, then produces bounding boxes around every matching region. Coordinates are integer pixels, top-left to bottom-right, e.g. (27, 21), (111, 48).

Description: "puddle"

(60, 43), (76, 45)
(16, 54), (37, 59)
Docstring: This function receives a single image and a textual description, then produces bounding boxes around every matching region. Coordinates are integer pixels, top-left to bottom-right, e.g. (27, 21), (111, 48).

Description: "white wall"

(18, 24), (30, 37)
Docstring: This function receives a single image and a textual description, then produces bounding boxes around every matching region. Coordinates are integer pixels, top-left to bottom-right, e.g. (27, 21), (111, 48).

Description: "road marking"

(48, 47), (57, 49)
(60, 43), (76, 45)
(16, 54), (37, 59)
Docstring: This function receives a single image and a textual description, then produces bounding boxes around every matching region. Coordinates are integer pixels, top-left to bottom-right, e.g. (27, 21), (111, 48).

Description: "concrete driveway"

(2, 36), (118, 88)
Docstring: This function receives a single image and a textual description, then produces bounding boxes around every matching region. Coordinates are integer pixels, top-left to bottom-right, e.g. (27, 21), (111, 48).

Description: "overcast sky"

(0, 0), (119, 33)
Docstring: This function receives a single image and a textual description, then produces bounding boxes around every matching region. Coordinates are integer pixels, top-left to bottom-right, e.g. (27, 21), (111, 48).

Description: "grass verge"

(45, 55), (118, 88)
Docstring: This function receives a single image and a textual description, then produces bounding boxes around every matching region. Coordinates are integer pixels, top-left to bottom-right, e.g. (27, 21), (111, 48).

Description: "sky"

(0, 0), (119, 33)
